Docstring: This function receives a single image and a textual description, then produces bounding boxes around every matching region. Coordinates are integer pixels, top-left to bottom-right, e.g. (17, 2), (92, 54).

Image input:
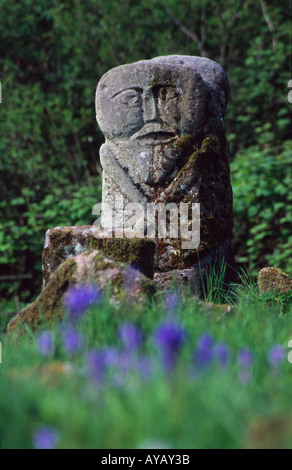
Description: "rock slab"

(8, 249), (155, 335)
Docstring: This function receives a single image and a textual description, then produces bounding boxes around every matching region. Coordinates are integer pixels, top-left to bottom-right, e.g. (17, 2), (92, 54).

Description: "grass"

(1, 275), (292, 449)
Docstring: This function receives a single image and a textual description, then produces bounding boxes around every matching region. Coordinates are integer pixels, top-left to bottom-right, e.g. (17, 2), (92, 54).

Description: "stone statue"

(95, 55), (236, 293)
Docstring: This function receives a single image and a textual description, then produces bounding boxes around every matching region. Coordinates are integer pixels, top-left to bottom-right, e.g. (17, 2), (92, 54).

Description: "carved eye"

(159, 87), (168, 102)
(158, 87), (180, 102)
(115, 89), (141, 107)
(167, 88), (180, 100)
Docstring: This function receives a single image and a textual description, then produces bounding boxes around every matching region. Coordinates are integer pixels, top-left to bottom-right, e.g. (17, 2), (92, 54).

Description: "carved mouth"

(130, 124), (176, 142)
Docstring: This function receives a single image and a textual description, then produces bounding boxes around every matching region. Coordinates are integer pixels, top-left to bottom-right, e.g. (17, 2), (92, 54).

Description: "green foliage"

(231, 140), (292, 276)
(0, 0), (290, 300)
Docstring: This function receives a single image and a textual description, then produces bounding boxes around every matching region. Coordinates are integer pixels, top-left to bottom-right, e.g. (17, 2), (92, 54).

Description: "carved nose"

(143, 90), (160, 123)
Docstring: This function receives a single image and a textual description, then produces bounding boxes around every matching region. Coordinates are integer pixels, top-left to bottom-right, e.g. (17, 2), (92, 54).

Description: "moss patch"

(92, 236), (155, 279)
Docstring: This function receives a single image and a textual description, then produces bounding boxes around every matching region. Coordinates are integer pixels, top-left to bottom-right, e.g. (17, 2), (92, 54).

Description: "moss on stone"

(91, 236), (155, 279)
(8, 258), (77, 335)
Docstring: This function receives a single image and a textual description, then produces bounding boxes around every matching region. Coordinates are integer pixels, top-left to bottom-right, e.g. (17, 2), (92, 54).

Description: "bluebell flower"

(123, 266), (140, 295)
(153, 322), (186, 373)
(33, 426), (59, 449)
(137, 356), (153, 381)
(118, 322), (143, 352)
(164, 291), (180, 314)
(237, 348), (253, 367)
(213, 342), (230, 368)
(37, 330), (55, 356)
(237, 347), (253, 384)
(194, 333), (214, 368)
(64, 285), (102, 318)
(87, 349), (107, 383)
(268, 344), (285, 369)
(61, 325), (84, 354)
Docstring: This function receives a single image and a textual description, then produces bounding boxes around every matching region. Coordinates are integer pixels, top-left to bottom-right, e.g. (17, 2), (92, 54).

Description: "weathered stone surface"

(257, 267), (292, 294)
(95, 54), (235, 291)
(43, 226), (156, 284)
(8, 249), (155, 335)
(154, 239), (235, 296)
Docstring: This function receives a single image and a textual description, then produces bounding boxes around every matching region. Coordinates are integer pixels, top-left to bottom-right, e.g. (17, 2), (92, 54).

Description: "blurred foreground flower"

(123, 266), (140, 296)
(37, 331), (55, 356)
(87, 350), (107, 383)
(64, 285), (102, 318)
(33, 426), (59, 449)
(118, 322), (143, 352)
(194, 333), (214, 369)
(164, 291), (180, 314)
(213, 342), (230, 369)
(61, 325), (84, 354)
(237, 347), (253, 384)
(153, 322), (186, 373)
(268, 344), (285, 372)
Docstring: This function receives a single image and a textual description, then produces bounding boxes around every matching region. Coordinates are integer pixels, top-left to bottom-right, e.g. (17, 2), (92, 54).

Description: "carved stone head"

(96, 55), (229, 145)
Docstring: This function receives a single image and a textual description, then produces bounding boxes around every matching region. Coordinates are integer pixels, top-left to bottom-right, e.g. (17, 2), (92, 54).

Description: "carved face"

(96, 63), (206, 144)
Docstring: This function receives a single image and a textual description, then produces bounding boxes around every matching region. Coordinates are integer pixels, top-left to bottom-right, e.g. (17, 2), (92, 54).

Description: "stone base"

(9, 249), (155, 335)
(42, 226), (156, 284)
(42, 227), (236, 298)
(154, 239), (236, 296)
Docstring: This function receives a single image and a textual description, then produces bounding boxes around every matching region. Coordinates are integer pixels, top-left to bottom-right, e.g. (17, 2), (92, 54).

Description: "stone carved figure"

(95, 55), (235, 292)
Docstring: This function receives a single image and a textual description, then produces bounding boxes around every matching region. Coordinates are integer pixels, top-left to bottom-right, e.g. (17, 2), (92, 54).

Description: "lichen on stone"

(257, 267), (292, 294)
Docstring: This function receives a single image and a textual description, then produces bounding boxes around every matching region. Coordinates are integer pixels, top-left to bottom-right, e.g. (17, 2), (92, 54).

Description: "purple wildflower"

(237, 348), (253, 384)
(194, 333), (214, 368)
(268, 344), (285, 369)
(154, 322), (186, 353)
(153, 322), (186, 373)
(164, 291), (180, 314)
(118, 322), (143, 352)
(64, 285), (102, 318)
(91, 347), (136, 387)
(61, 326), (84, 355)
(87, 349), (107, 383)
(238, 348), (253, 367)
(137, 356), (153, 381)
(37, 331), (55, 356)
(103, 347), (120, 367)
(123, 266), (140, 295)
(213, 342), (230, 368)
(33, 426), (59, 449)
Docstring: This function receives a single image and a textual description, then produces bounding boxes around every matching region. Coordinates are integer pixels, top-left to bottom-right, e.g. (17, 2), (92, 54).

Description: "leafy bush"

(231, 140), (292, 276)
(0, 182), (101, 299)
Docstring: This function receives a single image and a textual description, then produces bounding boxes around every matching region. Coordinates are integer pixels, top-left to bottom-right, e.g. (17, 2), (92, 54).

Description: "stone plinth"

(42, 226), (156, 284)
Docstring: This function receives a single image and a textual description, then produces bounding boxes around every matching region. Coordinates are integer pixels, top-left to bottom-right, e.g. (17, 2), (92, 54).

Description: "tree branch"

(162, 2), (206, 56)
(259, 0), (277, 51)
(212, 0), (246, 67)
